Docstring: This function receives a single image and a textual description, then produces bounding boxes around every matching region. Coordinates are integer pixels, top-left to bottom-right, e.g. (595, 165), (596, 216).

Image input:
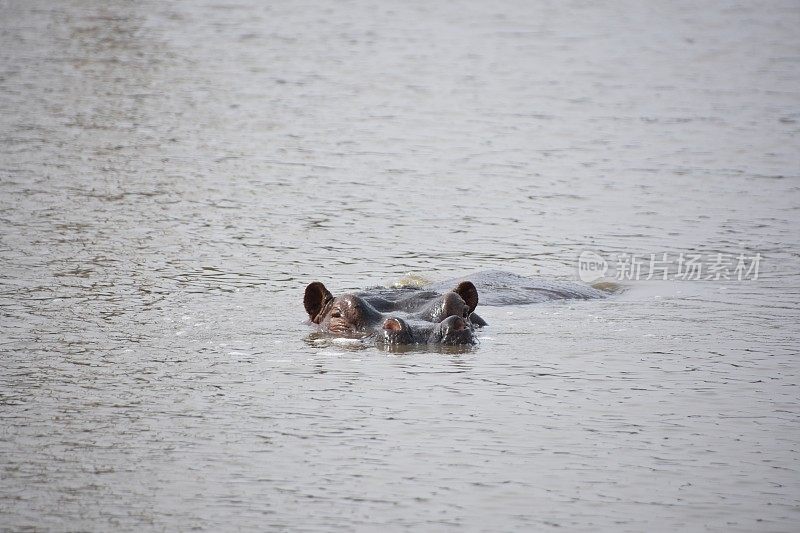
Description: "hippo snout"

(380, 315), (476, 346)
(430, 315), (476, 345)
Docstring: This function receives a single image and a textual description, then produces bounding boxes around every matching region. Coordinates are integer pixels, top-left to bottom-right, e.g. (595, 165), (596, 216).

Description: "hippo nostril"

(450, 316), (467, 331)
(382, 317), (416, 345)
(383, 318), (404, 331)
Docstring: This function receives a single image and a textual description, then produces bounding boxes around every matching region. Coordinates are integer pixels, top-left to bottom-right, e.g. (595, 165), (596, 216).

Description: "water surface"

(1, 0), (799, 531)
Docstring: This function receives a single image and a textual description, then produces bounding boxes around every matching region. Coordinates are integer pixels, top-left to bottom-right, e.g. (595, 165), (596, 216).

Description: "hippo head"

(304, 281), (482, 346)
(304, 282), (383, 337)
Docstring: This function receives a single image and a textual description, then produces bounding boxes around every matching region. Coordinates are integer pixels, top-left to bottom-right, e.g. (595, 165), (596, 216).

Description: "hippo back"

(428, 270), (606, 306)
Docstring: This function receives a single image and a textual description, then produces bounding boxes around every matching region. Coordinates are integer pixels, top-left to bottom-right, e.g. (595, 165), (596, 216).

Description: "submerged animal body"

(304, 270), (607, 347)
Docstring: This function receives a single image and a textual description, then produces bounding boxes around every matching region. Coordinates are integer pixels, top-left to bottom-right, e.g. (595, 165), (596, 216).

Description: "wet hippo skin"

(303, 280), (481, 346)
(304, 271), (608, 346)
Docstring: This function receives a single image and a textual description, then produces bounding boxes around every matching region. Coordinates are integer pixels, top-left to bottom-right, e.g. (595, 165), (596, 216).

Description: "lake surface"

(1, 0), (799, 530)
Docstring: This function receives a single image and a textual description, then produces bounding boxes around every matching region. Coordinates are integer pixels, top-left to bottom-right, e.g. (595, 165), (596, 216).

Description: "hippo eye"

(331, 309), (342, 318)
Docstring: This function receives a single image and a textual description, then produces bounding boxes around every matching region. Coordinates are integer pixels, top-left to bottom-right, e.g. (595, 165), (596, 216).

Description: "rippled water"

(2, 0), (799, 530)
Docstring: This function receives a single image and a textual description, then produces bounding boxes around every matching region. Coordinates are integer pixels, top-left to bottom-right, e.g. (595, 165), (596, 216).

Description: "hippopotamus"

(304, 270), (609, 347)
(304, 279), (483, 346)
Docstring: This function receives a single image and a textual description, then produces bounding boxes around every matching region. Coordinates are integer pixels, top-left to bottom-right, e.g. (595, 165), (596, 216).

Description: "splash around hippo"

(303, 270), (611, 349)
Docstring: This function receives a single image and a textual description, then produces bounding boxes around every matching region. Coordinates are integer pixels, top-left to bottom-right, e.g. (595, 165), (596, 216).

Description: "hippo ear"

(453, 281), (478, 313)
(304, 282), (333, 323)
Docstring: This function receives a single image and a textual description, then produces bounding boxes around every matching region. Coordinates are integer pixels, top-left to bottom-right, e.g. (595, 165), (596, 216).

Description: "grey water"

(1, 0), (799, 531)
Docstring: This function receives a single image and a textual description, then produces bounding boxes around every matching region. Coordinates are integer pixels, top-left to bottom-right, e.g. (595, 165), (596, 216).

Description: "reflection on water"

(1, 0), (799, 531)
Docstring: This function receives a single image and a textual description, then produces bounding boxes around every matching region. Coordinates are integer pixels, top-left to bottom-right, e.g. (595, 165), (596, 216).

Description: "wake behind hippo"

(303, 270), (609, 348)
